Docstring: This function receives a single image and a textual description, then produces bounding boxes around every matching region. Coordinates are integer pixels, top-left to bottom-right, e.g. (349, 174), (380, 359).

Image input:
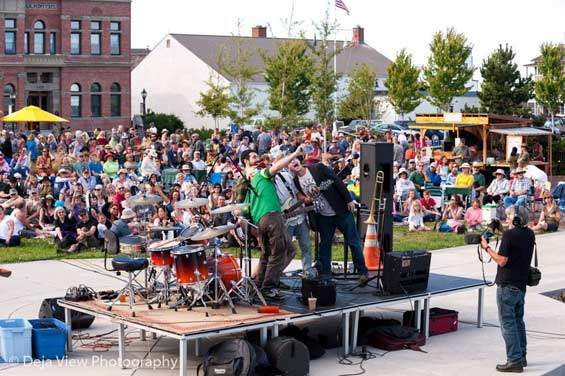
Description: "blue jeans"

(287, 220), (313, 274)
(503, 195), (527, 208)
(496, 285), (527, 364)
(316, 212), (368, 276)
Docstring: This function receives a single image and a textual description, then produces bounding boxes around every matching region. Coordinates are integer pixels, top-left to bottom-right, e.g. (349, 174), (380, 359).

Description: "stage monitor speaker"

(359, 142), (393, 254)
(382, 251), (431, 294)
(38, 297), (95, 330)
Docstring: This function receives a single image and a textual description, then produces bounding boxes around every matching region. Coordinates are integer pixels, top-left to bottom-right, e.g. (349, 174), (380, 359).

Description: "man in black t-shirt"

(481, 205), (534, 373)
(69, 209), (99, 253)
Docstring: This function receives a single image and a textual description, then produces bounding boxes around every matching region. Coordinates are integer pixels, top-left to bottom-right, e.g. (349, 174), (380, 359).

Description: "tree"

(479, 44), (533, 115)
(306, 9), (340, 126)
(385, 49), (422, 119)
(262, 40), (313, 126)
(423, 28), (474, 111)
(534, 43), (565, 125)
(196, 74), (232, 130)
(144, 111), (184, 133)
(338, 63), (376, 121)
(217, 21), (261, 125)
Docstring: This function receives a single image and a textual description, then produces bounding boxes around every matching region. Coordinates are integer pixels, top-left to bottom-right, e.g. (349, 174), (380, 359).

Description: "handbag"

(527, 243), (541, 287)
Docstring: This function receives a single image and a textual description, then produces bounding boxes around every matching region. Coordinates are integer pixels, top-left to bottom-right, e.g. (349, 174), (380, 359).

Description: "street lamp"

(141, 88), (147, 116)
(8, 92), (16, 114)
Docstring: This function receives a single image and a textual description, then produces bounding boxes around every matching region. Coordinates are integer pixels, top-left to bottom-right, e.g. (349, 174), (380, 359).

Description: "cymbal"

(175, 198), (209, 209)
(190, 224), (236, 241)
(151, 225), (182, 232)
(210, 203), (250, 215)
(128, 193), (162, 207)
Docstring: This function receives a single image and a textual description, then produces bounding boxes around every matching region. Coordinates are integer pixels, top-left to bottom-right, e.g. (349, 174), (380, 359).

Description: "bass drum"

(207, 253), (241, 290)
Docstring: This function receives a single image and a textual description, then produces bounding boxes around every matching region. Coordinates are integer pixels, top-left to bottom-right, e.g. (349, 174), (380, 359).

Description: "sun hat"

(472, 161), (483, 167)
(492, 169), (506, 176)
(460, 163), (471, 169)
(398, 167), (408, 175)
(121, 208), (136, 220)
(515, 167), (527, 174)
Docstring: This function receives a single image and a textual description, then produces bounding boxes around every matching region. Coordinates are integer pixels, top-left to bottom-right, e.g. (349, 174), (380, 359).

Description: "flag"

(335, 0), (350, 15)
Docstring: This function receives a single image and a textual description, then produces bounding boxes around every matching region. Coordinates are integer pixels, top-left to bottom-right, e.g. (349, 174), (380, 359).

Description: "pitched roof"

(170, 33), (392, 83)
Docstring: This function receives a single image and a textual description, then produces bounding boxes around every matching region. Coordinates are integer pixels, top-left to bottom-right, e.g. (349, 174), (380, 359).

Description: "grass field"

(0, 226), (466, 265)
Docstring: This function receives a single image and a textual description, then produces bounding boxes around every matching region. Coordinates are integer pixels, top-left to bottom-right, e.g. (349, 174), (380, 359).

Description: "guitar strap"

(277, 172), (296, 199)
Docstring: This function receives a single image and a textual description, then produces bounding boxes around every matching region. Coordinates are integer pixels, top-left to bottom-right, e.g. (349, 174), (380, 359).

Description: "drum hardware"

(128, 193), (162, 208)
(175, 198), (209, 210)
(189, 224), (236, 242)
(210, 203), (250, 215)
(119, 235), (146, 255)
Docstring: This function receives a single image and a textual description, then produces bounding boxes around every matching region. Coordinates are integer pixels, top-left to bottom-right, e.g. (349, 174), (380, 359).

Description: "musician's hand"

(301, 196), (313, 205)
(233, 209), (241, 217)
(347, 201), (356, 212)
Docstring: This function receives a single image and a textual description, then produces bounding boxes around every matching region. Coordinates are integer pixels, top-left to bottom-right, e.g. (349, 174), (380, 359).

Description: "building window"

(110, 33), (120, 55)
(24, 32), (29, 54)
(110, 82), (121, 117)
(4, 32), (16, 55)
(70, 33), (81, 55)
(91, 83), (102, 117)
(71, 20), (81, 30)
(3, 84), (16, 115)
(90, 33), (101, 55)
(33, 20), (45, 30)
(90, 21), (101, 30)
(70, 83), (81, 118)
(27, 73), (38, 83)
(5, 19), (15, 29)
(33, 33), (44, 54)
(49, 33), (56, 54)
(40, 72), (52, 83)
(110, 21), (121, 31)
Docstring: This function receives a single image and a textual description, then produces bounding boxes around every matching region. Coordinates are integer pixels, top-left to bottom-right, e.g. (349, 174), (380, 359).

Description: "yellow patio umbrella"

(1, 105), (68, 123)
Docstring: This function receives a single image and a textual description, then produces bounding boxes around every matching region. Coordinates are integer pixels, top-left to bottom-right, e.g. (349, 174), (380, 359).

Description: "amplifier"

(382, 251), (431, 294)
(301, 277), (336, 307)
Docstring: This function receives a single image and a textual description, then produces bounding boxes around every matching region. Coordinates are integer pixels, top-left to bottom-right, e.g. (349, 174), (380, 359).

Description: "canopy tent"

(1, 105), (68, 123)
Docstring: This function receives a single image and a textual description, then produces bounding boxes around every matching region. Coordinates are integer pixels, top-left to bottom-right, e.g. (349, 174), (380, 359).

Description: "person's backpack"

(198, 339), (257, 376)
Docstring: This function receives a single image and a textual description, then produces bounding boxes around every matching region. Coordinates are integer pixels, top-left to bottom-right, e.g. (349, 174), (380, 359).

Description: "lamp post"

(8, 92), (16, 114)
(141, 88), (147, 124)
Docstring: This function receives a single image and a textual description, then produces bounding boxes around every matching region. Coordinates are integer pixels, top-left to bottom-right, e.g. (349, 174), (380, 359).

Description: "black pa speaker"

(382, 251), (431, 294)
(38, 297), (95, 330)
(359, 142), (393, 254)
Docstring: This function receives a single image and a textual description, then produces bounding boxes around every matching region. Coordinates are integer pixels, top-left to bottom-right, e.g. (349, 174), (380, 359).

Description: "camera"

(481, 230), (494, 242)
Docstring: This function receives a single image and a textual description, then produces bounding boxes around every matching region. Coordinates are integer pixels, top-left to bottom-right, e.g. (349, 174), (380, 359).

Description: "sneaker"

(496, 362), (523, 373)
(0, 268), (11, 278)
(261, 288), (284, 301)
(358, 274), (370, 287)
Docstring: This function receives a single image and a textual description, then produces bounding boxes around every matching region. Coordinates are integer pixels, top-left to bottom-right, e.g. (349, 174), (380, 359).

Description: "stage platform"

(59, 272), (486, 376)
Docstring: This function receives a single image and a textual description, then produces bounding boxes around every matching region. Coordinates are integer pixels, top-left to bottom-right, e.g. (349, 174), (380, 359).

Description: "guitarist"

(271, 151), (317, 279)
(289, 159), (369, 286)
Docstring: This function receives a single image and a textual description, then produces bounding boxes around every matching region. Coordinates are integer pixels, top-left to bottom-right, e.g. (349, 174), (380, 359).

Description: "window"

(70, 33), (81, 55)
(90, 21), (101, 30)
(40, 73), (52, 83)
(33, 32), (45, 54)
(71, 20), (81, 30)
(110, 21), (120, 31)
(70, 83), (81, 118)
(49, 33), (56, 54)
(33, 20), (45, 30)
(110, 33), (120, 55)
(110, 82), (121, 117)
(24, 32), (29, 54)
(90, 33), (101, 55)
(91, 83), (101, 117)
(27, 73), (38, 83)
(3, 84), (16, 115)
(5, 31), (16, 54)
(4, 19), (15, 29)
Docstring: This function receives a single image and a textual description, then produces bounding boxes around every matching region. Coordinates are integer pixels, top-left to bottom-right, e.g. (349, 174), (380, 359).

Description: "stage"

(58, 272), (486, 376)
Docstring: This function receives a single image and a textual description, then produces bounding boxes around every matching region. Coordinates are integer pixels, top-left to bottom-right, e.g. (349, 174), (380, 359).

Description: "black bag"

(265, 336), (309, 376)
(527, 243), (541, 287)
(279, 325), (325, 359)
(198, 339), (256, 376)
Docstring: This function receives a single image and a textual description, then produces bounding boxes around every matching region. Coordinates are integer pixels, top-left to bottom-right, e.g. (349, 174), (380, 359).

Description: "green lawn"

(0, 226), (466, 265)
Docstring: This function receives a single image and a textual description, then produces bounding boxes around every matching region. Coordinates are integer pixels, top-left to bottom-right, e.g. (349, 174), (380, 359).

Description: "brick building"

(0, 0), (131, 131)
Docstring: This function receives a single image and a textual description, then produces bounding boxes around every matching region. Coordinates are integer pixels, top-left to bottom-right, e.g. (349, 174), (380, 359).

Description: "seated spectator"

(420, 190), (441, 222)
(103, 153), (119, 178)
(441, 196), (464, 232)
(484, 169), (509, 205)
(394, 189), (417, 222)
(54, 207), (77, 252)
(408, 201), (430, 232)
(446, 166), (458, 185)
(68, 209), (99, 253)
(395, 168), (416, 201)
(455, 163), (474, 188)
(503, 168), (530, 208)
(0, 207), (19, 246)
(38, 195), (56, 230)
(530, 192), (561, 232)
(409, 161), (427, 193)
(471, 162), (486, 199)
(464, 199), (483, 230)
(110, 208), (136, 238)
(426, 162), (442, 186)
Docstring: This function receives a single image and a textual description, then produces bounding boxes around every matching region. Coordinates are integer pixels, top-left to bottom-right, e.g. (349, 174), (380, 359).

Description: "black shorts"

(547, 222), (558, 232)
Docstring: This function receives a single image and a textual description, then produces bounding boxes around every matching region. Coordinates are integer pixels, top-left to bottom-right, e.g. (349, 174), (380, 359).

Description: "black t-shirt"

(77, 217), (96, 231)
(495, 226), (535, 291)
(55, 217), (77, 234)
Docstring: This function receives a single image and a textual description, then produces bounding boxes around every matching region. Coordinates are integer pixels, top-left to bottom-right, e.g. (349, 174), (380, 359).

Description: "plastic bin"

(0, 319), (32, 363)
(28, 318), (69, 360)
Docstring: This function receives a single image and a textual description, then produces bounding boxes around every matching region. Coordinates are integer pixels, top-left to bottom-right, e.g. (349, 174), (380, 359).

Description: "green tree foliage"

(479, 44), (533, 115)
(144, 111), (184, 133)
(385, 49), (422, 118)
(338, 63), (376, 121)
(534, 43), (565, 122)
(306, 10), (340, 126)
(423, 28), (474, 111)
(196, 74), (232, 130)
(217, 23), (261, 125)
(262, 40), (313, 126)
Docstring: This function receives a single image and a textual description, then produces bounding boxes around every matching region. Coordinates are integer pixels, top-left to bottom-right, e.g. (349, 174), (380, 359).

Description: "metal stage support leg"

(141, 329), (146, 341)
(64, 308), (73, 352)
(260, 327), (268, 347)
(477, 287), (484, 328)
(272, 323), (279, 338)
(118, 323), (126, 369)
(195, 338), (201, 357)
(351, 310), (360, 353)
(179, 338), (188, 376)
(342, 312), (350, 355)
(414, 300), (421, 331)
(152, 332), (157, 340)
(423, 297), (431, 339)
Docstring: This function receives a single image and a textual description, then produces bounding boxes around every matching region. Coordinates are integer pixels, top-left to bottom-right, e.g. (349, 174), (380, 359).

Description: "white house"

(131, 26), (392, 129)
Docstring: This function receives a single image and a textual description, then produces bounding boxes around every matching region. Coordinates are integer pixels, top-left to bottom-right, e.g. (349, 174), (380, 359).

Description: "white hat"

(121, 208), (136, 220)
(13, 173), (22, 179)
(398, 167), (408, 175)
(493, 169), (505, 176)
(460, 163), (471, 169)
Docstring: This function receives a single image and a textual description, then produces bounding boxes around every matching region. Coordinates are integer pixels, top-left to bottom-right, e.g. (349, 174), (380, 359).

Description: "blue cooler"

(28, 318), (69, 360)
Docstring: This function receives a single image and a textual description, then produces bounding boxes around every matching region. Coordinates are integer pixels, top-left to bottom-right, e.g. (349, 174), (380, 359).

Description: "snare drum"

(208, 253), (241, 289)
(147, 239), (179, 267)
(119, 235), (146, 255)
(171, 245), (209, 284)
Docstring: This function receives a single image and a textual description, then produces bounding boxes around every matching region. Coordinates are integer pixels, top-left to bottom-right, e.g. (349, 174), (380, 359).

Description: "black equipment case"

(403, 307), (459, 336)
(265, 336), (309, 376)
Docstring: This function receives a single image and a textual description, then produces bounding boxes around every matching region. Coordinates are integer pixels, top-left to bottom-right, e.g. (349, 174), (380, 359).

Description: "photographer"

(480, 205), (535, 373)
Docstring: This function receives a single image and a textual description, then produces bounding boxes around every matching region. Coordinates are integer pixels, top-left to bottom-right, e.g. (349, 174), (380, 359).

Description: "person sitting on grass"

(54, 207), (77, 252)
(67, 209), (99, 253)
(0, 206), (19, 246)
(419, 190), (441, 222)
(530, 192), (561, 233)
(395, 168), (416, 201)
(408, 201), (430, 232)
(393, 189), (417, 222)
(465, 199), (483, 231)
(441, 196), (464, 232)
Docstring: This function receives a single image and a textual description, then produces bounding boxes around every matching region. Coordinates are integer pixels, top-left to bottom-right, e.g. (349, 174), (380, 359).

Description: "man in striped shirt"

(503, 168), (530, 208)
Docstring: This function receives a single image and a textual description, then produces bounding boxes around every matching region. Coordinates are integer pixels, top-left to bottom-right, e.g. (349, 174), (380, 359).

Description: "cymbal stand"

(201, 239), (237, 313)
(147, 265), (174, 308)
(230, 217), (266, 306)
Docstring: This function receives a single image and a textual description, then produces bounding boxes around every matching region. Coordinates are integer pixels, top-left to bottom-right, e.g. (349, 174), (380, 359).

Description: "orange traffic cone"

(363, 224), (381, 271)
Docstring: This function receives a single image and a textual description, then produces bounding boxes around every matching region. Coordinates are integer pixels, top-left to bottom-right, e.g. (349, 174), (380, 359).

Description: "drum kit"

(121, 195), (265, 312)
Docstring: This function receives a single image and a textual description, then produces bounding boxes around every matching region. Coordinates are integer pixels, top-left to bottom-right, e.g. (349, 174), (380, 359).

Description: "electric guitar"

(281, 197), (317, 221)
